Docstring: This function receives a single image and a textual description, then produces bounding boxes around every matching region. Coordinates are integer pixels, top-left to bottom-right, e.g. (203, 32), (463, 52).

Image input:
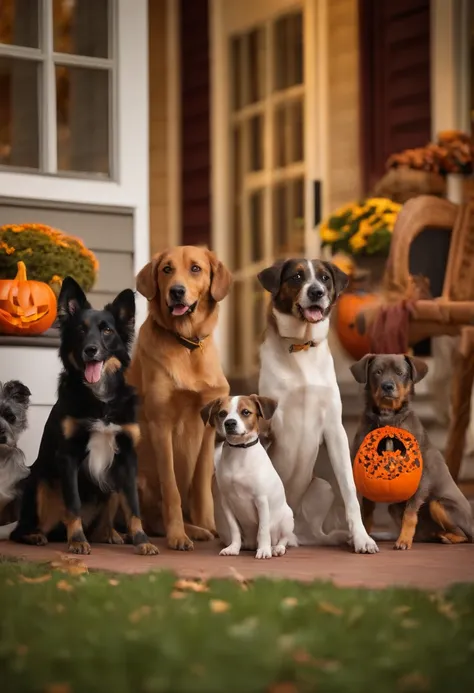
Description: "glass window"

(0, 0), (40, 48)
(0, 57), (40, 168)
(0, 0), (114, 177)
(274, 12), (303, 91)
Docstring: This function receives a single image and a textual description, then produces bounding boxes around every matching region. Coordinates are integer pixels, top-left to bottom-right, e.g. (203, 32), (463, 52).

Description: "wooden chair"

(356, 195), (474, 482)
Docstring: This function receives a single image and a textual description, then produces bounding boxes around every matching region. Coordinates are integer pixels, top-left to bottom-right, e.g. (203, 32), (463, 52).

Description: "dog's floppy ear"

(350, 354), (375, 386)
(136, 252), (166, 301)
(405, 355), (428, 384)
(57, 277), (91, 321)
(257, 260), (287, 296)
(107, 289), (136, 348)
(207, 251), (232, 302)
(321, 261), (349, 298)
(3, 380), (31, 405)
(249, 395), (278, 420)
(200, 398), (223, 427)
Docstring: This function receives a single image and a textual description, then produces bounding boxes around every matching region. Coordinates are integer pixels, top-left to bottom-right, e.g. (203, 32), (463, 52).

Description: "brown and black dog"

(350, 353), (473, 549)
(127, 246), (232, 551)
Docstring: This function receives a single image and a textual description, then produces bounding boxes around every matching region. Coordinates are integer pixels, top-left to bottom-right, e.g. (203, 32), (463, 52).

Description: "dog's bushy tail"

(429, 499), (473, 543)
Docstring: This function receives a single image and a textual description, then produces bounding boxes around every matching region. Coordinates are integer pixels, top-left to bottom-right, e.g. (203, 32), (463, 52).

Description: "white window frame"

(0, 0), (117, 179)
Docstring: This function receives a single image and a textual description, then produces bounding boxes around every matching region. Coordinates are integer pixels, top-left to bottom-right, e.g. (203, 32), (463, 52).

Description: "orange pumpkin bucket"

(353, 426), (423, 503)
(0, 261), (57, 335)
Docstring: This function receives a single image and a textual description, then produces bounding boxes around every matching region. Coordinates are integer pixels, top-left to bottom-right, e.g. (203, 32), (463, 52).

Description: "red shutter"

(359, 0), (432, 193)
(180, 0), (212, 247)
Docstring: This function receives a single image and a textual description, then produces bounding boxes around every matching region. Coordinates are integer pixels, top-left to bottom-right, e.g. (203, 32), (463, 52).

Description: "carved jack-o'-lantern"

(354, 426), (423, 503)
(0, 261), (57, 335)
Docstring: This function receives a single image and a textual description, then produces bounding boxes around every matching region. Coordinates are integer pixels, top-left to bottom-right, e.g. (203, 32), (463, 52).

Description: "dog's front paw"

(135, 542), (160, 556)
(394, 538), (412, 551)
(352, 530), (379, 554)
(167, 533), (194, 551)
(272, 544), (286, 557)
(220, 543), (240, 556)
(23, 532), (48, 546)
(255, 546), (272, 559)
(108, 529), (125, 545)
(68, 540), (91, 555)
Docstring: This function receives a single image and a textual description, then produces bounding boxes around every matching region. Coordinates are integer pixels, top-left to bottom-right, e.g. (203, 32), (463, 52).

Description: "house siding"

(327, 0), (362, 212)
(180, 0), (212, 248)
(359, 0), (432, 193)
(149, 0), (170, 255)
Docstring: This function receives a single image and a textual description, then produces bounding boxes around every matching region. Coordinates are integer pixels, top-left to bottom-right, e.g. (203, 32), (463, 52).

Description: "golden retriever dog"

(127, 246), (232, 550)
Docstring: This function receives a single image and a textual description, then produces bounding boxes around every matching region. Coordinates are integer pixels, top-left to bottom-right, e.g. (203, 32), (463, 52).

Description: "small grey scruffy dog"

(0, 380), (31, 539)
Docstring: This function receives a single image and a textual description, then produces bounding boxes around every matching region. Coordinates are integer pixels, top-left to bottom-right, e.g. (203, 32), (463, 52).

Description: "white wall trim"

(430, 0), (468, 135)
(167, 0), (181, 248)
(0, 0), (150, 325)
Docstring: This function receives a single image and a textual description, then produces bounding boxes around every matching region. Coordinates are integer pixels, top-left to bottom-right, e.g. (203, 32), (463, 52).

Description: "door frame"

(209, 0), (328, 373)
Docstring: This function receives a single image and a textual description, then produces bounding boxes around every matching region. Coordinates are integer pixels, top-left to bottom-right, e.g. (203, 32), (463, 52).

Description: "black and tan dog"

(11, 277), (158, 556)
(350, 353), (473, 549)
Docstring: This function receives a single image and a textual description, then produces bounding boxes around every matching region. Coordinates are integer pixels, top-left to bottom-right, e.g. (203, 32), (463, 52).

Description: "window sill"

(0, 328), (60, 348)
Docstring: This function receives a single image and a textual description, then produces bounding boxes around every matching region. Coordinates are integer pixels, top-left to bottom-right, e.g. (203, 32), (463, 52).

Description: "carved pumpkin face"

(0, 261), (57, 335)
(354, 426), (423, 503)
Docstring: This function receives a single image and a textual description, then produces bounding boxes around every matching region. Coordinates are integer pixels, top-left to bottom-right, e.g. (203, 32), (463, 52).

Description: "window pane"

(0, 0), (39, 48)
(272, 179), (305, 257)
(0, 57), (40, 169)
(248, 28), (265, 104)
(56, 65), (110, 175)
(53, 0), (109, 58)
(274, 105), (287, 167)
(289, 98), (304, 163)
(248, 114), (263, 171)
(274, 12), (303, 91)
(249, 190), (264, 263)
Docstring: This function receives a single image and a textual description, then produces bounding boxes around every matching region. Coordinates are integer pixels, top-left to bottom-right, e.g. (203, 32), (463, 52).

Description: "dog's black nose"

(83, 345), (99, 359)
(0, 433), (7, 444)
(169, 285), (186, 301)
(308, 284), (324, 301)
(381, 381), (395, 394)
(224, 419), (237, 432)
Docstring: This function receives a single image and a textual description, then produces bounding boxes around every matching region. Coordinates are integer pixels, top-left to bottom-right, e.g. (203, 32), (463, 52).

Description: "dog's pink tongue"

(304, 307), (323, 323)
(84, 361), (103, 384)
(171, 304), (189, 316)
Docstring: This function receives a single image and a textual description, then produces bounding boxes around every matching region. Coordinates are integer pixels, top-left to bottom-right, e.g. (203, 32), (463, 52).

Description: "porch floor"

(1, 533), (473, 591)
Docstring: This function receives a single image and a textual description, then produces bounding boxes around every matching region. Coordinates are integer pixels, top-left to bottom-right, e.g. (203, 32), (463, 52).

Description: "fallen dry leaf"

(108, 579), (120, 587)
(170, 590), (186, 600)
(267, 683), (298, 693)
(313, 658), (341, 673)
(318, 601), (343, 616)
(347, 604), (365, 625)
(228, 566), (250, 591)
(51, 554), (88, 576)
(393, 605), (412, 615)
(281, 597), (298, 608)
(209, 599), (230, 613)
(174, 579), (209, 593)
(44, 684), (72, 693)
(398, 672), (430, 691)
(292, 649), (312, 664)
(19, 574), (52, 584)
(437, 601), (458, 620)
(129, 606), (152, 624)
(56, 580), (74, 593)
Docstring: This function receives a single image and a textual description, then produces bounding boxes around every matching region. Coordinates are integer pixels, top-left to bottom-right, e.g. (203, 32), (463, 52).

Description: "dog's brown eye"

(77, 325), (86, 335)
(191, 264), (201, 273)
(292, 272), (303, 282)
(218, 410), (227, 419)
(395, 369), (403, 376)
(103, 327), (113, 336)
(321, 274), (329, 283)
(241, 409), (251, 417)
(374, 369), (383, 376)
(163, 265), (173, 274)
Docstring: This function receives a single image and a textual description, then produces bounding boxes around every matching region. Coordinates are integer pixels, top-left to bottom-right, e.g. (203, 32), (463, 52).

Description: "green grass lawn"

(1, 557), (474, 693)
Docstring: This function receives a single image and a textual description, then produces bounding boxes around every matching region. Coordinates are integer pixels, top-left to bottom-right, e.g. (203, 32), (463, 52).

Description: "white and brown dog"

(201, 395), (296, 559)
(258, 258), (378, 554)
